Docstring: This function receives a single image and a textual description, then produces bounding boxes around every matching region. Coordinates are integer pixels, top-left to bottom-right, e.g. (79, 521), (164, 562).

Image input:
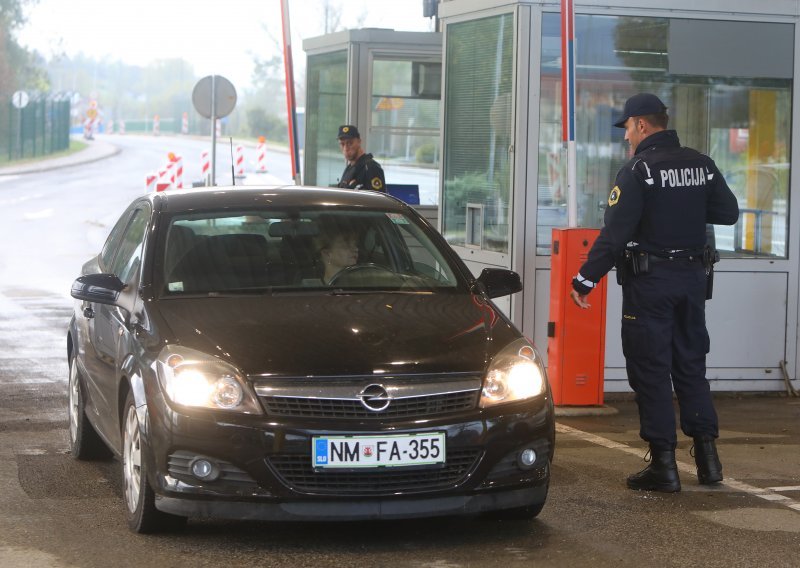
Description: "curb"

(0, 141), (121, 176)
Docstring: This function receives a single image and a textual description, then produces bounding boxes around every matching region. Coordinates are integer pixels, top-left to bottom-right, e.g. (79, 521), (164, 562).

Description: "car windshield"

(159, 208), (462, 295)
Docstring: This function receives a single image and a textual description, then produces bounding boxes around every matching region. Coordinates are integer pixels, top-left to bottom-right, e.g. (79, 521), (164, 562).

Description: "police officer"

(336, 125), (386, 192)
(570, 93), (739, 493)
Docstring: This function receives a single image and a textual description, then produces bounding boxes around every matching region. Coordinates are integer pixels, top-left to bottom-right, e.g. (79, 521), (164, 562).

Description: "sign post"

(11, 90), (29, 160)
(192, 75), (237, 186)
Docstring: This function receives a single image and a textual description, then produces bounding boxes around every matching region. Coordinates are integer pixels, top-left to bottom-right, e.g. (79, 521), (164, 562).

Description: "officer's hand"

(570, 289), (591, 309)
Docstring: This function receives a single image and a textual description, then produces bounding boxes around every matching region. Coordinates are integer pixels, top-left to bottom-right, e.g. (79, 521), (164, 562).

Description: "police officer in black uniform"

(336, 125), (386, 192)
(570, 93), (739, 493)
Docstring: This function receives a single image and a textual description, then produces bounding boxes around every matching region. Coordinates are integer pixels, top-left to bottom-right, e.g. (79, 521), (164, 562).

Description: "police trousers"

(620, 259), (718, 451)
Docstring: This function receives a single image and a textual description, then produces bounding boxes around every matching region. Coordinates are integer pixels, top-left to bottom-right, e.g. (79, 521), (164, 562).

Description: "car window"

(109, 207), (150, 284)
(161, 208), (461, 295)
(99, 208), (135, 271)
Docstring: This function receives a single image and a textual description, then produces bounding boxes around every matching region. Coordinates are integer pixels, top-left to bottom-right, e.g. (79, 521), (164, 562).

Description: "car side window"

(99, 209), (135, 271)
(109, 207), (150, 283)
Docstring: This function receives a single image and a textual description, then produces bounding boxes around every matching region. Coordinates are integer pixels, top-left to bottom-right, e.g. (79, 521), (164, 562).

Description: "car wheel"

(68, 352), (111, 460)
(122, 391), (186, 533)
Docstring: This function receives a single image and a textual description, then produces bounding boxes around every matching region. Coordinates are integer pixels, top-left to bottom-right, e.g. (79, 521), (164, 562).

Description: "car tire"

(68, 351), (111, 460)
(122, 391), (186, 533)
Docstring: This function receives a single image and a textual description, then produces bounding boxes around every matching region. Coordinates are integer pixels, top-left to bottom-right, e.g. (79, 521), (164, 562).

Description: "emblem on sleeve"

(608, 186), (621, 207)
(371, 177), (383, 190)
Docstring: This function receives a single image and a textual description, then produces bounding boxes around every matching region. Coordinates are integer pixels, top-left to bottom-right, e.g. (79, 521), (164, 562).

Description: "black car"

(67, 186), (555, 533)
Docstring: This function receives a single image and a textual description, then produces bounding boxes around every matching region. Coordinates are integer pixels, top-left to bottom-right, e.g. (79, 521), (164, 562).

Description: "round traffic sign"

(192, 75), (237, 119)
(12, 90), (29, 109)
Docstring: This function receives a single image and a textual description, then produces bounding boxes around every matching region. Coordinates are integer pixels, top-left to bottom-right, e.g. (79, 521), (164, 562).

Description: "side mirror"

(71, 273), (126, 305)
(476, 268), (522, 299)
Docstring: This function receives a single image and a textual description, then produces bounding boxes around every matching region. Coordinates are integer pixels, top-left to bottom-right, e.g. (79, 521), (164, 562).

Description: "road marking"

(23, 208), (54, 220)
(556, 422), (800, 514)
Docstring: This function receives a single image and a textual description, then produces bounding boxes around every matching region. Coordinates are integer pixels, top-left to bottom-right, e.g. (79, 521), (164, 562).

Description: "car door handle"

(83, 306), (95, 319)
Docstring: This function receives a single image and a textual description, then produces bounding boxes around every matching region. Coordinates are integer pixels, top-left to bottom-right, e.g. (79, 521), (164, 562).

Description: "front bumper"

(145, 391), (554, 520)
(156, 483), (548, 522)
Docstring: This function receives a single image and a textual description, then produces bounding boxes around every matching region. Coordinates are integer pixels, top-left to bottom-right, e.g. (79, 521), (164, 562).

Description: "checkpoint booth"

(436, 0), (800, 394)
(302, 28), (443, 212)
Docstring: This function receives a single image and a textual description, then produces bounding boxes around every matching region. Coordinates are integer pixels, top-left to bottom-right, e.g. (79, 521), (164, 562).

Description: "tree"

(0, 0), (40, 94)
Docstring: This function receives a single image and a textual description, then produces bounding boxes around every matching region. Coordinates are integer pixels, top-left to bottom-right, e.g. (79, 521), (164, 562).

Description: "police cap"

(337, 125), (360, 139)
(613, 93), (667, 128)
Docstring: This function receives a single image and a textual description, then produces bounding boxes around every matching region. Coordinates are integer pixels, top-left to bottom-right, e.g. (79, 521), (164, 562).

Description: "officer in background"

(336, 125), (386, 192)
(570, 93), (739, 493)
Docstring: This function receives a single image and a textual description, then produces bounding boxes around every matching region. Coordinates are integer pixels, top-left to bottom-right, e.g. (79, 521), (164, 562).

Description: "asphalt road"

(0, 136), (798, 567)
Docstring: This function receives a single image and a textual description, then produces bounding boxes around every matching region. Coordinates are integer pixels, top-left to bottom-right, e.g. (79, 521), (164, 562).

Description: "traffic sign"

(192, 75), (237, 119)
(12, 90), (29, 109)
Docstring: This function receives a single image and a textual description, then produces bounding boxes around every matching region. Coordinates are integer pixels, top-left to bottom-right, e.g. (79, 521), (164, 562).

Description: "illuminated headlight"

(155, 345), (262, 414)
(480, 338), (547, 408)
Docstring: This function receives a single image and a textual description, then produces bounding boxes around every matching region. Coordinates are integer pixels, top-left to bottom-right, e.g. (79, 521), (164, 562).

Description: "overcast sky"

(18, 0), (435, 89)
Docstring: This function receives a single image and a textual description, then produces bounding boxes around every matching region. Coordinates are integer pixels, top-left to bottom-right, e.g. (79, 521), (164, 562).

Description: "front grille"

(262, 391), (478, 420)
(267, 447), (482, 495)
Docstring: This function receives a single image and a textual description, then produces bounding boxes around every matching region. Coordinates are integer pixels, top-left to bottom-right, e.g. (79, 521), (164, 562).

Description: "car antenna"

(229, 137), (235, 186)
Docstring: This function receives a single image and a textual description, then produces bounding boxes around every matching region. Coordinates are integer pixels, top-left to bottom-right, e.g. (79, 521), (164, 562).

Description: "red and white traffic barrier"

(146, 173), (157, 193)
(181, 112), (189, 135)
(107, 119), (114, 135)
(215, 119), (221, 138)
(234, 145), (245, 179)
(200, 150), (210, 185)
(153, 115), (160, 136)
(119, 120), (126, 135)
(167, 152), (184, 188)
(156, 167), (172, 192)
(256, 136), (268, 172)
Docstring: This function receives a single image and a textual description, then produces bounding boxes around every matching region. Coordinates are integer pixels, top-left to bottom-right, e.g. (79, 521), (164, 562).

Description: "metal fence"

(2, 94), (71, 162)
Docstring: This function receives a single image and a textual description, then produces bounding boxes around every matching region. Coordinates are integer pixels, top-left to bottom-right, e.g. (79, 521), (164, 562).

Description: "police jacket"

(572, 129), (739, 295)
(337, 153), (386, 192)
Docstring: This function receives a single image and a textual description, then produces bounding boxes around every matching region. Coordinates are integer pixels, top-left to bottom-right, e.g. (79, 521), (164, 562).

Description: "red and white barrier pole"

(167, 152), (184, 189)
(156, 167), (171, 192)
(215, 119), (221, 138)
(146, 173), (157, 193)
(256, 135), (268, 172)
(200, 150), (210, 186)
(153, 115), (160, 136)
(181, 112), (189, 135)
(107, 119), (114, 135)
(234, 145), (245, 179)
(119, 120), (126, 135)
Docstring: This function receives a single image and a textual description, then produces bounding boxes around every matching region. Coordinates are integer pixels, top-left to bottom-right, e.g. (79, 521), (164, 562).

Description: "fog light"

(518, 448), (537, 468)
(190, 458), (220, 481)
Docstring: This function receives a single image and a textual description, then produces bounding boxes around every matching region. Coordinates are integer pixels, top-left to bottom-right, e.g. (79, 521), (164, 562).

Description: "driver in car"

(316, 229), (359, 284)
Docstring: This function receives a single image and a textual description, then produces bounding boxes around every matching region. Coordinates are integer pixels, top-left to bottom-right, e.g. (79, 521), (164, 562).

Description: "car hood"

(153, 292), (518, 376)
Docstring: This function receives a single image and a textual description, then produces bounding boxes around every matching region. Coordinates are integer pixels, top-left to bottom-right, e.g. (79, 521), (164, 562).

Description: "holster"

(703, 246), (720, 300)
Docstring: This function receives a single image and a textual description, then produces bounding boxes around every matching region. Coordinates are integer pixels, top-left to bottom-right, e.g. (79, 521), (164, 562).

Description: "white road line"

(767, 486), (800, 492)
(556, 422), (800, 513)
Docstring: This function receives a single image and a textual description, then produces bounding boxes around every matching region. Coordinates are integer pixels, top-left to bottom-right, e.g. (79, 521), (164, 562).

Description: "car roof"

(148, 185), (411, 214)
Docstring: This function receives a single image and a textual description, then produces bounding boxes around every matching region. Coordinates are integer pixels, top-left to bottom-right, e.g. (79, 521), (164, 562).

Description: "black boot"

(692, 436), (723, 485)
(626, 448), (681, 493)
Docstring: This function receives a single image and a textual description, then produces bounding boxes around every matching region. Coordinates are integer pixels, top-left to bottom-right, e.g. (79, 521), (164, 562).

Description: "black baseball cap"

(613, 93), (668, 128)
(337, 125), (360, 139)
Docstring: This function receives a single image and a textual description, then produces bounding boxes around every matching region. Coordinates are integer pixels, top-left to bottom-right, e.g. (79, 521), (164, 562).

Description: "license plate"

(312, 432), (446, 469)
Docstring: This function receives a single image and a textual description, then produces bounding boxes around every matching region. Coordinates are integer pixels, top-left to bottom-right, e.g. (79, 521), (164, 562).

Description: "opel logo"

(357, 384), (391, 412)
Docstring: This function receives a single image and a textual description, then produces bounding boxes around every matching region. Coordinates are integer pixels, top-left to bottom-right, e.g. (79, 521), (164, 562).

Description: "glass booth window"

(304, 50), (348, 187)
(370, 57), (442, 205)
(537, 14), (793, 258)
(442, 13), (515, 253)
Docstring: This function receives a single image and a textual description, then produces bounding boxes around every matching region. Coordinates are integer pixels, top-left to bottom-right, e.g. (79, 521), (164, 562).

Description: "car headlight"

(155, 345), (262, 414)
(480, 337), (547, 408)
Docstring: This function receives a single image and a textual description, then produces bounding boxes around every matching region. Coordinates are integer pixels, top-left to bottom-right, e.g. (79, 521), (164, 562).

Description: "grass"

(0, 139), (88, 168)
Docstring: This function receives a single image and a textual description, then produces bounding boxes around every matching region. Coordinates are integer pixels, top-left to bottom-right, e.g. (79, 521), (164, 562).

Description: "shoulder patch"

(608, 186), (621, 207)
(371, 177), (383, 190)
